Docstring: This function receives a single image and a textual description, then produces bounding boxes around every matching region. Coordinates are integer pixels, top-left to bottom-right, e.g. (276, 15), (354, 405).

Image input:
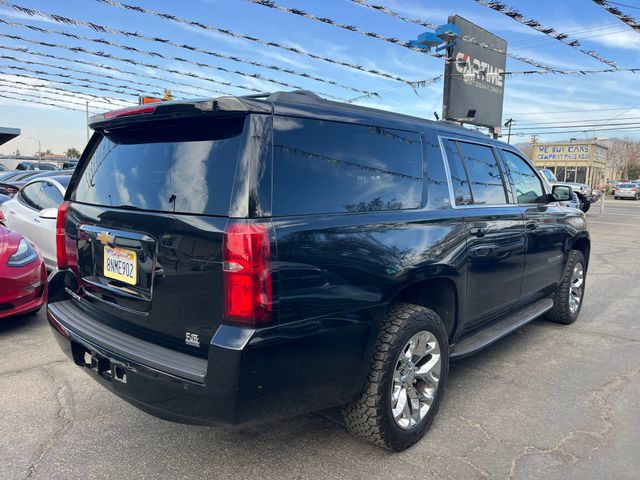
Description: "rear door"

(7, 182), (45, 249)
(66, 114), (252, 356)
(440, 137), (526, 330)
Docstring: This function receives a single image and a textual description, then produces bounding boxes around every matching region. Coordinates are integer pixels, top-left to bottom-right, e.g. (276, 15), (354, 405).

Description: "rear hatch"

(65, 114), (249, 357)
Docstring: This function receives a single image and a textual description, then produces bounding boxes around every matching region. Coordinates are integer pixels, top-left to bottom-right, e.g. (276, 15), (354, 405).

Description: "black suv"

(48, 91), (589, 451)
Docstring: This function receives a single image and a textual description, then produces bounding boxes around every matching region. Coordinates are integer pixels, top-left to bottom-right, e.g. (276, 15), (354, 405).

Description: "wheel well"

(392, 278), (457, 338)
(572, 237), (590, 268)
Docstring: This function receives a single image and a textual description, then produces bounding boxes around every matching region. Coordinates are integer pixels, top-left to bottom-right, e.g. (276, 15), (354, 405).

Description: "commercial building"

(530, 140), (607, 188)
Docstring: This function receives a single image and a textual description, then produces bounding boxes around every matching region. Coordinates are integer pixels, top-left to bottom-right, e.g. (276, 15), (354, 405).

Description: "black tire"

(614, 196), (618, 200)
(342, 303), (449, 451)
(546, 250), (586, 325)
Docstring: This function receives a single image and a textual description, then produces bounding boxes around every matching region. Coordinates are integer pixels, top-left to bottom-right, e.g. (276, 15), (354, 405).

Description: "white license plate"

(103, 246), (137, 286)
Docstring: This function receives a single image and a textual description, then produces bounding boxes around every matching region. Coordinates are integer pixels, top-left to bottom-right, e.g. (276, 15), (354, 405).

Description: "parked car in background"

(537, 168), (580, 209)
(0, 174), (70, 270)
(47, 91), (590, 451)
(0, 163), (8, 172)
(0, 193), (11, 206)
(0, 223), (47, 319)
(15, 161), (60, 171)
(62, 160), (78, 170)
(0, 170), (71, 197)
(614, 183), (639, 200)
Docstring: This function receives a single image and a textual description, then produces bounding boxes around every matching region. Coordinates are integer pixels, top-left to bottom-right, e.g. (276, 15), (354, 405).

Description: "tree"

(65, 148), (81, 159)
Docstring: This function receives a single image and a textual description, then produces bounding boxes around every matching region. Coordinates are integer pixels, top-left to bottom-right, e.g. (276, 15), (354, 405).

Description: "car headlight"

(7, 238), (39, 267)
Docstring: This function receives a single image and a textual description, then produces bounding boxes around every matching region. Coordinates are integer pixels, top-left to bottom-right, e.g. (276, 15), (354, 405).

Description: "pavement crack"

(0, 359), (67, 378)
(24, 367), (74, 480)
(509, 367), (640, 479)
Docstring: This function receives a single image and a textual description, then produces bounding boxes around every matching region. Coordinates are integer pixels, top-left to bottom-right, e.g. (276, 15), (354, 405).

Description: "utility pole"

(28, 136), (41, 158)
(504, 118), (513, 143)
(85, 100), (90, 143)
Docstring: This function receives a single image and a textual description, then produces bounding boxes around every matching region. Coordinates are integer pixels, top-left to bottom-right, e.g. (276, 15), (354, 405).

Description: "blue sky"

(0, 0), (639, 155)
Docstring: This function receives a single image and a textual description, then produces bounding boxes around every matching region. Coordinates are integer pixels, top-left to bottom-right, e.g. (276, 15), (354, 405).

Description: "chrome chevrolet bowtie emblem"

(96, 232), (115, 245)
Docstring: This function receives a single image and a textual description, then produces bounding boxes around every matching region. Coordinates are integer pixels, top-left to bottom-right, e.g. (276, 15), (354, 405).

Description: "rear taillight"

(632, 188), (638, 192)
(222, 221), (273, 326)
(56, 201), (70, 269)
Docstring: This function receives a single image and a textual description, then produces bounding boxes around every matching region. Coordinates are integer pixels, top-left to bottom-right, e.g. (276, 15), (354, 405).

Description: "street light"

(28, 136), (41, 158)
(85, 97), (113, 142)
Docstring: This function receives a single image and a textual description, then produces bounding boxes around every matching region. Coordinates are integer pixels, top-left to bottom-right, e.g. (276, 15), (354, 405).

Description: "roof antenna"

(433, 112), (440, 121)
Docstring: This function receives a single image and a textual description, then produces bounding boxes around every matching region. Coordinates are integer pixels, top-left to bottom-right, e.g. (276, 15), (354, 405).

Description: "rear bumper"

(47, 295), (374, 426)
(615, 191), (637, 198)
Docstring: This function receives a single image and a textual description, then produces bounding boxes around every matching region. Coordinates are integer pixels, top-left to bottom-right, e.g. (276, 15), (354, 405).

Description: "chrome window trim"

(437, 134), (518, 210)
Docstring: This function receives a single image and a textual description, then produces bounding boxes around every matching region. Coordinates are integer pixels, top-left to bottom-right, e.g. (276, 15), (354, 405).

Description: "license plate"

(103, 246), (137, 286)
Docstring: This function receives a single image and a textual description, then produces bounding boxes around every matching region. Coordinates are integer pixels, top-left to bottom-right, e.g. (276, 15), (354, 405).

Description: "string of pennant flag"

(348, 0), (555, 71)
(474, 0), (619, 68)
(93, 0), (412, 84)
(0, 19), (352, 102)
(0, 0), (371, 96)
(0, 45), (231, 98)
(592, 0), (640, 32)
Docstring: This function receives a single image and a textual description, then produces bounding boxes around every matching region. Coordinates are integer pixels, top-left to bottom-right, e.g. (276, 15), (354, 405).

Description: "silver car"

(0, 175), (70, 270)
(614, 183), (639, 200)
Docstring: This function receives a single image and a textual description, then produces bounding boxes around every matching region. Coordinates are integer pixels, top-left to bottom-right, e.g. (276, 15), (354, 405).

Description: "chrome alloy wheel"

(569, 262), (585, 314)
(391, 331), (441, 429)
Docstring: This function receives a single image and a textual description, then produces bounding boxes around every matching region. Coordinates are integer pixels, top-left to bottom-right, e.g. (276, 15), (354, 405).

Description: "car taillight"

(56, 201), (70, 269)
(222, 221), (273, 326)
(632, 188), (638, 192)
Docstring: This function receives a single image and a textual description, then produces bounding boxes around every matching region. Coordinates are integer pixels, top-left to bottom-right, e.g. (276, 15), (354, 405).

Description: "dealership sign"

(443, 15), (507, 129)
(534, 145), (591, 161)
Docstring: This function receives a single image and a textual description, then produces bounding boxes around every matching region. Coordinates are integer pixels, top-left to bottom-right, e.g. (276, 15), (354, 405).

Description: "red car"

(0, 221), (47, 319)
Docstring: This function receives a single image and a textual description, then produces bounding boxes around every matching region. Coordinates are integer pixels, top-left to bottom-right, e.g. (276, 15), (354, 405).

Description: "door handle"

(33, 217), (40, 223)
(9, 210), (14, 214)
(469, 227), (486, 238)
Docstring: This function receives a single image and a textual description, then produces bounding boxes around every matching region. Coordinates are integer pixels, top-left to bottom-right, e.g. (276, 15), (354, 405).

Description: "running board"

(451, 298), (554, 359)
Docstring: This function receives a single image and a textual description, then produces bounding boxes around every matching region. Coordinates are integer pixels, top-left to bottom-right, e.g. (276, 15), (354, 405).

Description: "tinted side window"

(442, 139), (472, 206)
(19, 183), (42, 210)
(456, 141), (508, 205)
(39, 182), (63, 209)
(272, 117), (422, 215)
(73, 116), (245, 215)
(501, 150), (544, 204)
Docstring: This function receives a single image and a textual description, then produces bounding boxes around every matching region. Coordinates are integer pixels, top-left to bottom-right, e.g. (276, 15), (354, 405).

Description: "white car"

(0, 175), (70, 270)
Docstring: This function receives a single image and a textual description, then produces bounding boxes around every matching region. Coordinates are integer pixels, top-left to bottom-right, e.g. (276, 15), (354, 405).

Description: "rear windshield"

(72, 116), (245, 215)
(618, 183), (636, 188)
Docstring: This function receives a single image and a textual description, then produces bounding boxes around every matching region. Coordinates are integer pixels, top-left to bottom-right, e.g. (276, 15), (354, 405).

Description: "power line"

(505, 107), (640, 115)
(94, 0), (412, 84)
(511, 121), (640, 130)
(512, 116), (640, 126)
(347, 0), (555, 71)
(607, 1), (640, 11)
(0, 45), (232, 98)
(474, 0), (619, 68)
(592, 0), (640, 32)
(514, 125), (640, 135)
(0, 0), (368, 95)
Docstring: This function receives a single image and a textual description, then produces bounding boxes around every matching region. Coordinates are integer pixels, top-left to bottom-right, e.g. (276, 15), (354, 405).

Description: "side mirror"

(39, 207), (58, 220)
(552, 185), (572, 202)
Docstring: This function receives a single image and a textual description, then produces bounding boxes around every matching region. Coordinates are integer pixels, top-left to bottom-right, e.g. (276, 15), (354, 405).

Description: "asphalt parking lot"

(1, 198), (639, 480)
